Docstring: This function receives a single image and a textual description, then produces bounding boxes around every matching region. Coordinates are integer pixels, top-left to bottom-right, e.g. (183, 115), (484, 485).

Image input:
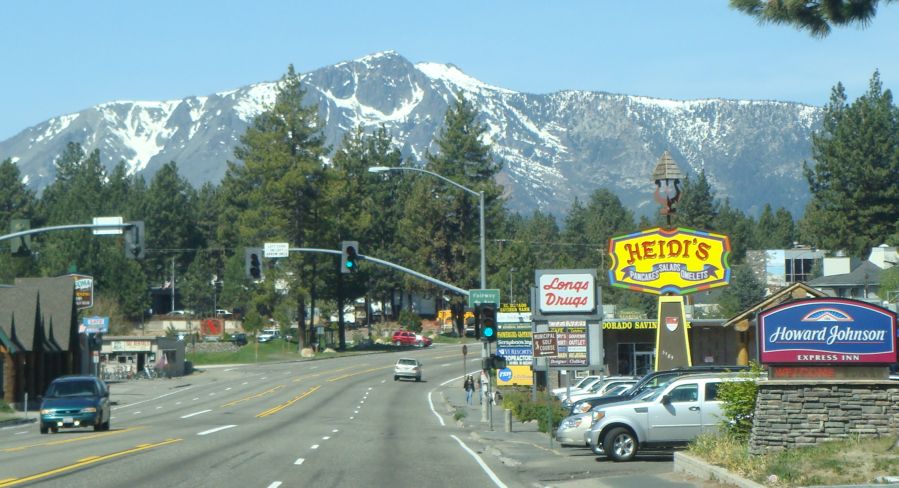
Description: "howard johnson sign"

(759, 298), (897, 364)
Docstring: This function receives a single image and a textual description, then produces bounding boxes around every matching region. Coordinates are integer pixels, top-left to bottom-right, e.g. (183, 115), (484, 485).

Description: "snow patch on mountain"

(415, 62), (514, 95)
(230, 82), (279, 121)
(34, 113), (79, 143)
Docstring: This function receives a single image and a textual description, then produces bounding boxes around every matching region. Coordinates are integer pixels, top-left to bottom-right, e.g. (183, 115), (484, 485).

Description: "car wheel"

(394, 375), (398, 381)
(394, 340), (402, 346)
(603, 427), (637, 462)
(40, 424), (48, 434)
(415, 375), (421, 382)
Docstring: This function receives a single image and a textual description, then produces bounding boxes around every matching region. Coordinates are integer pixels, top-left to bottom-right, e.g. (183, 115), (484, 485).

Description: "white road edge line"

(427, 391), (445, 427)
(181, 409), (212, 419)
(450, 434), (508, 488)
(197, 425), (237, 436)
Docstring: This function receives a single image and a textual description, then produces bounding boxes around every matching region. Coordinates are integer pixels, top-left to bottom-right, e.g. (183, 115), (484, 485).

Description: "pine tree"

(675, 169), (718, 230)
(0, 158), (38, 282)
(718, 265), (766, 318)
(730, 0), (894, 37)
(799, 72), (899, 257)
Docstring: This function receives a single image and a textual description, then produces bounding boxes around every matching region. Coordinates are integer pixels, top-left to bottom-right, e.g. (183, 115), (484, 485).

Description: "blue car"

(39, 375), (111, 434)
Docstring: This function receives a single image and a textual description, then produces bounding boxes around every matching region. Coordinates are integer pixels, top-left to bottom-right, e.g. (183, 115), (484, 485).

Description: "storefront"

(100, 336), (185, 378)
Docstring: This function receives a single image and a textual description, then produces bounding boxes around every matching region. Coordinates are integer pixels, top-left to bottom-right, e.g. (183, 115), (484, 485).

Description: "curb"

(673, 452), (765, 488)
(0, 417), (36, 428)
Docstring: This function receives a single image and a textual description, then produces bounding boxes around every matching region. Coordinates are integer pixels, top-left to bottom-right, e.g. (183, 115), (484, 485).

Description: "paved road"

(0, 345), (723, 487)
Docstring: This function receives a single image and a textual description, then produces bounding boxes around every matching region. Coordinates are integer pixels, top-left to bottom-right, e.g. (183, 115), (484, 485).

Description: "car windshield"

(46, 380), (97, 398)
(398, 359), (417, 366)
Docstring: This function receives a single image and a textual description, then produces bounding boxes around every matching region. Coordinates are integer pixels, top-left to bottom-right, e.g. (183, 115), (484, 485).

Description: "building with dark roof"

(0, 277), (82, 407)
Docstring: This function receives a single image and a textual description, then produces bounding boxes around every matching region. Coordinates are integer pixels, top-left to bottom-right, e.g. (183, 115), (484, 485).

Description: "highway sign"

(264, 242), (290, 258)
(92, 216), (124, 235)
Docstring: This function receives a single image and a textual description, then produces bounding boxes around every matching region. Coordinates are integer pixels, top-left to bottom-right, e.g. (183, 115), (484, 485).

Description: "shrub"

(398, 309), (422, 333)
(0, 400), (13, 413)
(501, 388), (567, 433)
(716, 362), (764, 439)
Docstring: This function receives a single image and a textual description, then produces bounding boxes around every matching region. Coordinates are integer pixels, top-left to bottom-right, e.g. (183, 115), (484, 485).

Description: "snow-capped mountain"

(0, 51), (822, 218)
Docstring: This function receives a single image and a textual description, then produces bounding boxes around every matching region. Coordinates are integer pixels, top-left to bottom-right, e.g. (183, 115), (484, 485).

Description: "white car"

(585, 373), (752, 461)
(560, 377), (638, 408)
(257, 328), (280, 343)
(552, 375), (603, 398)
(394, 358), (422, 382)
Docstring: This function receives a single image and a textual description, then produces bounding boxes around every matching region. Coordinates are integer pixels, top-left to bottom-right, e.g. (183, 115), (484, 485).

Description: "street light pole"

(368, 166), (486, 289)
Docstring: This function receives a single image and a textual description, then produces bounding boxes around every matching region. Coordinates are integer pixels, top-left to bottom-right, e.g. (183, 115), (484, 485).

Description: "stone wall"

(749, 380), (899, 454)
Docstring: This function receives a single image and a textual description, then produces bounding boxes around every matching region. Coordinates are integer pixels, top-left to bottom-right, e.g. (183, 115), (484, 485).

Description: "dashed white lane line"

(155, 406), (162, 410)
(349, 416), (354, 420)
(428, 391), (445, 426)
(114, 387), (193, 410)
(132, 411), (141, 415)
(192, 397), (200, 401)
(242, 382), (248, 385)
(266, 482), (282, 488)
(441, 363), (451, 367)
(354, 410), (359, 414)
(198, 425), (236, 436)
(294, 458), (305, 465)
(450, 434), (508, 488)
(310, 444), (319, 450)
(181, 409), (212, 419)
(14, 431), (27, 435)
(209, 393), (216, 396)
(322, 436), (330, 440)
(225, 387), (232, 391)
(176, 401), (182, 405)
(332, 429), (339, 433)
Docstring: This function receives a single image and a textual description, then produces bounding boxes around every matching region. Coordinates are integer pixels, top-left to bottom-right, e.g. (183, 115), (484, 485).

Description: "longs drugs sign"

(759, 298), (897, 364)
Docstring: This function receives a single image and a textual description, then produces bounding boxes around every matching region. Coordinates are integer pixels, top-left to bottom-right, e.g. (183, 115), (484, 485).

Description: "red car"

(391, 331), (431, 347)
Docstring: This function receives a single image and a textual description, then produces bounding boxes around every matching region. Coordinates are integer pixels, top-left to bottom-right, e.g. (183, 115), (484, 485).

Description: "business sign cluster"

(547, 320), (588, 367)
(496, 304), (532, 385)
(759, 298), (897, 365)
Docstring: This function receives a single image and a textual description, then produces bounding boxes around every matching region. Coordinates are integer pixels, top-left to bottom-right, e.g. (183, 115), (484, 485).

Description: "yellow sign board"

(608, 227), (731, 295)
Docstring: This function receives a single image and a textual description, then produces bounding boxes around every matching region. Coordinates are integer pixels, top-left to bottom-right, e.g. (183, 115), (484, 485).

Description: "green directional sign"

(468, 288), (500, 308)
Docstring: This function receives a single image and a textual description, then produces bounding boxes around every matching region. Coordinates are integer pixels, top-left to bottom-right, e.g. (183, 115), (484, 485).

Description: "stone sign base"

(750, 380), (899, 455)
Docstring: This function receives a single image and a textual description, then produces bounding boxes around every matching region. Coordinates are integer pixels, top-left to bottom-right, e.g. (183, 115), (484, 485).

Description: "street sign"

(468, 288), (500, 308)
(92, 216), (124, 235)
(264, 242), (290, 258)
(533, 332), (558, 357)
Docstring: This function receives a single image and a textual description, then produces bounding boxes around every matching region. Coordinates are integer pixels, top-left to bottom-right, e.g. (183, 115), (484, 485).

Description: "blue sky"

(2, 1), (897, 140)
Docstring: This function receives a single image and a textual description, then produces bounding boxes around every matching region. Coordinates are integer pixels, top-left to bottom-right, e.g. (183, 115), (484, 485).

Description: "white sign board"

(92, 216), (124, 235)
(537, 272), (596, 314)
(264, 242), (290, 258)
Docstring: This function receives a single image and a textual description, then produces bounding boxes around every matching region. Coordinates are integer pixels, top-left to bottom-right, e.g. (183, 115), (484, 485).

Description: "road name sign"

(92, 216), (124, 235)
(264, 242), (290, 258)
(468, 288), (500, 308)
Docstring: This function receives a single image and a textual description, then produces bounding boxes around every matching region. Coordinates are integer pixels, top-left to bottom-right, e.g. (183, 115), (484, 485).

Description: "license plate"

(63, 417), (73, 424)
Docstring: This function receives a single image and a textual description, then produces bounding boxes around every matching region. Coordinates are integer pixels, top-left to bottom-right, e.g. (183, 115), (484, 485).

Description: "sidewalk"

(0, 409), (36, 428)
(439, 381), (732, 488)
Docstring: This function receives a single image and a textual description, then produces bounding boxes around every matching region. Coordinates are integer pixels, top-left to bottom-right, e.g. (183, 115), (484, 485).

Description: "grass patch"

(454, 407), (467, 422)
(0, 400), (13, 414)
(187, 340), (384, 365)
(689, 433), (899, 487)
(430, 334), (474, 345)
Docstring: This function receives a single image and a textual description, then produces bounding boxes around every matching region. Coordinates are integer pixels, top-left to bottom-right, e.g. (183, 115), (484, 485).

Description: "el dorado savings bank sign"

(608, 227), (731, 295)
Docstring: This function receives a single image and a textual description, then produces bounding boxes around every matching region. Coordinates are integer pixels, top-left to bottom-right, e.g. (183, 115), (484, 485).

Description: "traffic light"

(9, 219), (31, 256)
(479, 304), (497, 342)
(340, 241), (359, 274)
(245, 247), (263, 280)
(124, 221), (145, 259)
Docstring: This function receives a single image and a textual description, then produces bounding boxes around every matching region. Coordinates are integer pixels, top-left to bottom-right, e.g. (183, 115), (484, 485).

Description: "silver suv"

(586, 373), (752, 461)
(393, 358), (422, 382)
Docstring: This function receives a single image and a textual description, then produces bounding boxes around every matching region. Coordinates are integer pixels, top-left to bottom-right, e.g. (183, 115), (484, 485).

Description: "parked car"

(215, 309), (233, 318)
(571, 364), (750, 415)
(551, 375), (602, 397)
(257, 328), (280, 343)
(394, 358), (422, 382)
(230, 333), (248, 346)
(559, 376), (637, 406)
(392, 330), (428, 347)
(586, 373), (753, 460)
(39, 375), (111, 434)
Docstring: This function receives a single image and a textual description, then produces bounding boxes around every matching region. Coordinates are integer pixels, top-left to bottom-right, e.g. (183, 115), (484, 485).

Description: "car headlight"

(591, 411), (605, 423)
(40, 409), (53, 415)
(562, 417), (583, 429)
(80, 407), (97, 413)
(576, 402), (592, 413)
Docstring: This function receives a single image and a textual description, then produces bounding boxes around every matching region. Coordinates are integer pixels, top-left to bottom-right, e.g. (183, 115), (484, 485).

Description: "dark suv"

(39, 375), (111, 434)
(230, 333), (248, 346)
(569, 365), (750, 415)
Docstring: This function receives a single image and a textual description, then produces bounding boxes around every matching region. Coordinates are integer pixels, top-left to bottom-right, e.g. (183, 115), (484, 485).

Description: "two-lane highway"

(0, 345), (506, 488)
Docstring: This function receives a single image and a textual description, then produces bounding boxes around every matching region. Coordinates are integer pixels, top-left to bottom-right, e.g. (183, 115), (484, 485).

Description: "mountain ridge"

(0, 51), (822, 218)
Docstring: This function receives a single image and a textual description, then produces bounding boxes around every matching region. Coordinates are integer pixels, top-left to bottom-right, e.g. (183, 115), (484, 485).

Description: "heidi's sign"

(608, 227), (731, 295)
(759, 298), (897, 364)
(537, 272), (596, 314)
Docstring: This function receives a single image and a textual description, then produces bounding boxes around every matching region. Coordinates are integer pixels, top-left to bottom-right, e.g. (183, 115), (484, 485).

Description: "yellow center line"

(0, 438), (182, 487)
(2, 426), (145, 453)
(292, 365), (356, 382)
(327, 365), (392, 382)
(256, 386), (320, 418)
(433, 354), (461, 359)
(221, 385), (284, 407)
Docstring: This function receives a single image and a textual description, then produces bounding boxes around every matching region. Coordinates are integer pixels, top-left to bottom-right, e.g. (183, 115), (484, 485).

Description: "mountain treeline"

(1, 69), (896, 343)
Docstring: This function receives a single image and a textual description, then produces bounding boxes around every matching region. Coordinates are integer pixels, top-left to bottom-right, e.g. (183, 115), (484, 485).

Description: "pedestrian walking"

(464, 375), (475, 404)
